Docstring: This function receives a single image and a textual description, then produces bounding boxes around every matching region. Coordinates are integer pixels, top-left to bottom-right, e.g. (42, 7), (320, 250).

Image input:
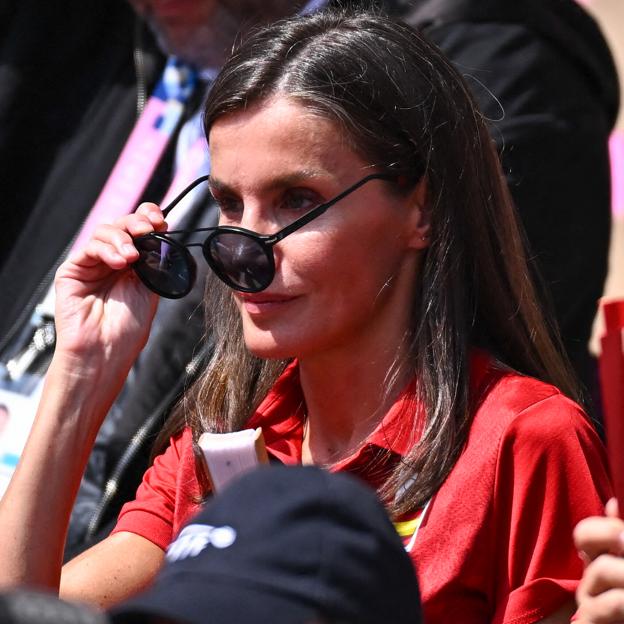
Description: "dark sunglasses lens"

(205, 232), (273, 292)
(133, 235), (194, 298)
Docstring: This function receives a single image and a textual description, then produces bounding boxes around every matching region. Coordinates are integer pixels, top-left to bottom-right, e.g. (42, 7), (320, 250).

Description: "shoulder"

(148, 426), (194, 472)
(174, 426), (194, 447)
(165, 426), (193, 454)
(464, 355), (608, 486)
(471, 355), (594, 442)
(430, 355), (607, 509)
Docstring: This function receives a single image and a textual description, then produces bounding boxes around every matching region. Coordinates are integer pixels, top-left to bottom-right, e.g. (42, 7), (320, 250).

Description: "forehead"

(208, 97), (366, 184)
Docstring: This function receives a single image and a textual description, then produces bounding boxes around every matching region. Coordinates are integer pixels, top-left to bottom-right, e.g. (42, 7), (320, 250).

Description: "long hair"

(155, 9), (581, 517)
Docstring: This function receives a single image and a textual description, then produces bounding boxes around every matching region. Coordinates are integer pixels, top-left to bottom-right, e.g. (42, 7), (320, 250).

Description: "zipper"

(133, 18), (147, 118)
(5, 321), (56, 381)
(0, 261), (59, 359)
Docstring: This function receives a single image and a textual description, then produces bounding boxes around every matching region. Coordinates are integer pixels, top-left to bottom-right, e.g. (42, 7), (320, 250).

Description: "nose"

(232, 200), (287, 283)
(237, 201), (280, 235)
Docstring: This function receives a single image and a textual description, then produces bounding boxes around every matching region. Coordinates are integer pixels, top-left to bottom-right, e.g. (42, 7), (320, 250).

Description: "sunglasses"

(132, 172), (396, 298)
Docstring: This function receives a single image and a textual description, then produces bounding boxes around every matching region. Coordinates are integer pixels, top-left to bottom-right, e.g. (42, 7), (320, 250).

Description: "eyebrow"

(209, 169), (329, 196)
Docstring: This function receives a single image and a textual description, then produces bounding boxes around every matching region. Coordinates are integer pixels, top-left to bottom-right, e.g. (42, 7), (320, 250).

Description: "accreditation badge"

(0, 370), (44, 498)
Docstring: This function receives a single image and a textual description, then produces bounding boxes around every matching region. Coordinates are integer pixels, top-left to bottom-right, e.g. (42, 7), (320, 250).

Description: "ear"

(405, 177), (431, 250)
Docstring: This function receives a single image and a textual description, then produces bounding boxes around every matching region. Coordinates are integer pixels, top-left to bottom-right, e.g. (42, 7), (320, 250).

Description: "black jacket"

(417, 0), (619, 391)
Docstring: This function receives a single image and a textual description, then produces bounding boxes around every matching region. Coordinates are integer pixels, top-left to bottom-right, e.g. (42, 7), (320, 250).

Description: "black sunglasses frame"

(132, 172), (397, 297)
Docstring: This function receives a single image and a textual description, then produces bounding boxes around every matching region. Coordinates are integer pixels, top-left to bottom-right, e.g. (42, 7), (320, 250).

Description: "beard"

(142, 1), (302, 69)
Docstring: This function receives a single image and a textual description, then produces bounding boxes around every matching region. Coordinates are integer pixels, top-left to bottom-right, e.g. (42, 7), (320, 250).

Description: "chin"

(241, 326), (308, 361)
(243, 337), (296, 361)
(240, 309), (332, 360)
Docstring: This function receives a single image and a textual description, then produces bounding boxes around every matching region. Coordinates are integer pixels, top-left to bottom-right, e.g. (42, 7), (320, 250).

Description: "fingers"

(575, 503), (624, 623)
(134, 202), (167, 232)
(575, 516), (624, 562)
(578, 589), (624, 624)
(583, 555), (624, 597)
(578, 555), (624, 623)
(606, 499), (620, 519)
(73, 203), (166, 269)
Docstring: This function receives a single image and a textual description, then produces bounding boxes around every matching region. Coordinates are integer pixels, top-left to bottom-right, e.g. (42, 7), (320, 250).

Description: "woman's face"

(208, 97), (429, 361)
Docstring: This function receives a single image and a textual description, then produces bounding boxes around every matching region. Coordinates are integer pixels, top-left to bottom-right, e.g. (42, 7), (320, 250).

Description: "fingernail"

(578, 550), (591, 566)
(123, 244), (136, 255)
(606, 497), (619, 517)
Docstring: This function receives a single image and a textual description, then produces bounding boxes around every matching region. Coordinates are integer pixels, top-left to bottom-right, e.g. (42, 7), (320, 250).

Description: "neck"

(299, 326), (412, 466)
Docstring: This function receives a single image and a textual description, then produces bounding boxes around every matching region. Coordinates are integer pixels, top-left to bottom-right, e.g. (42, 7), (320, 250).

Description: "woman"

(0, 9), (610, 623)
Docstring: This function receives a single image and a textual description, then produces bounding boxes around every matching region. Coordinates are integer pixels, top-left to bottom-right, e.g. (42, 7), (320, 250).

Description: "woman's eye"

(214, 196), (243, 217)
(282, 190), (321, 212)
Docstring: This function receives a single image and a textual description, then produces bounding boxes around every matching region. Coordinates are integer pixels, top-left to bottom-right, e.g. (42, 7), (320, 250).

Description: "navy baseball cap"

(111, 465), (422, 624)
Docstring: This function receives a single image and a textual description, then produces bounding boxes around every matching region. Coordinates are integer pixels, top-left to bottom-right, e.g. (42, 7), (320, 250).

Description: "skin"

(574, 499), (624, 623)
(208, 97), (430, 464)
(0, 97), (578, 622)
(127, 0), (303, 68)
(0, 207), (166, 608)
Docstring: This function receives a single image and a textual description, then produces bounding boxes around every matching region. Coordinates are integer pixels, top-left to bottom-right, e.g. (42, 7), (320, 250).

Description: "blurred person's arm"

(574, 499), (624, 623)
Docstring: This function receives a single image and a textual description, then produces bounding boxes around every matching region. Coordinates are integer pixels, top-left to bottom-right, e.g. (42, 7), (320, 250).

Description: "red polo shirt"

(114, 352), (611, 623)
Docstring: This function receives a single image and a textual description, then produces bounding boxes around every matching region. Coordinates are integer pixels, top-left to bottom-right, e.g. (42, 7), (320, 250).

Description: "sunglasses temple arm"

(268, 173), (394, 243)
(160, 174), (211, 218)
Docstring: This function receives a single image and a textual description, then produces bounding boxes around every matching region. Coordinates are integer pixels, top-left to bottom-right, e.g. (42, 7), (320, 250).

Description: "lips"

(239, 293), (294, 304)
(237, 292), (299, 314)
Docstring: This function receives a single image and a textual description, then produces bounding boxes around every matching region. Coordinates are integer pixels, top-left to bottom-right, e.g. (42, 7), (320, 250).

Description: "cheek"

(279, 232), (377, 302)
(279, 228), (401, 304)
(273, 233), (332, 286)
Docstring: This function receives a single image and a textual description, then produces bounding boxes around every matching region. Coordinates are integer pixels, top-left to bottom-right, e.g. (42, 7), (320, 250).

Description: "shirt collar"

(246, 361), (427, 466)
(248, 350), (497, 465)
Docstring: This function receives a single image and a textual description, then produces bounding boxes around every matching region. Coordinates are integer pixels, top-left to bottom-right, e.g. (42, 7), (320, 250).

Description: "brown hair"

(154, 8), (580, 517)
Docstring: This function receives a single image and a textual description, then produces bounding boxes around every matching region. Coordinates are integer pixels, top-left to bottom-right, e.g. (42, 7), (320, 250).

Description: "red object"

(114, 354), (611, 623)
(599, 299), (624, 508)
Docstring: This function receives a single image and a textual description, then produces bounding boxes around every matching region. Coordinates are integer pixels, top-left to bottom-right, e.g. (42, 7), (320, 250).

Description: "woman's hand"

(53, 204), (166, 373)
(0, 205), (168, 594)
(575, 499), (624, 623)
